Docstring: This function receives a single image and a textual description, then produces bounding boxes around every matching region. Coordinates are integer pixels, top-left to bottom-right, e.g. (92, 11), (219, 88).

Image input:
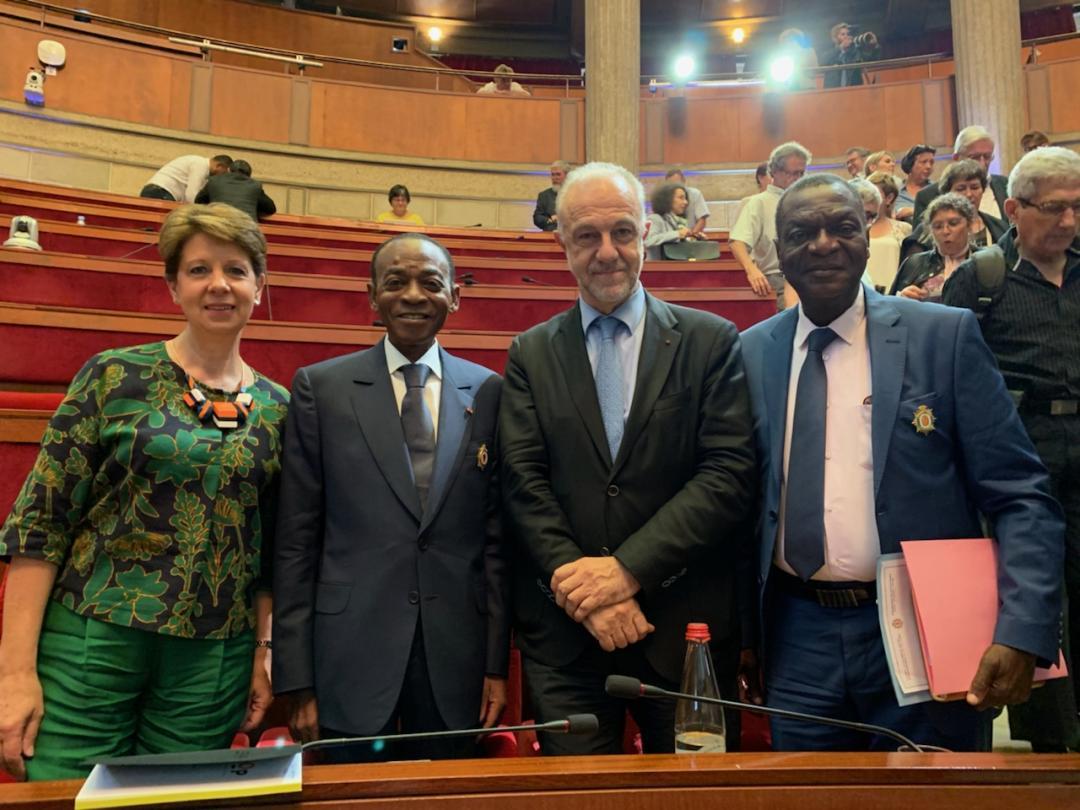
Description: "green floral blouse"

(0, 342), (289, 640)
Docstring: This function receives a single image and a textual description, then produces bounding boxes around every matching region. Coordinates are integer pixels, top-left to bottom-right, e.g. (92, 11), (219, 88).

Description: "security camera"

(24, 68), (44, 106)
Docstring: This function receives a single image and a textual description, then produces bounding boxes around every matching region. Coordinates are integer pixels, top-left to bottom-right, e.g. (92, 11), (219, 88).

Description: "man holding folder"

(740, 174), (1064, 751)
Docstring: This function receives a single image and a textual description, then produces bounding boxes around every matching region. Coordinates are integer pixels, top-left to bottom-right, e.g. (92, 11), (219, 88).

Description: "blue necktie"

(401, 363), (435, 510)
(784, 327), (839, 580)
(593, 315), (625, 462)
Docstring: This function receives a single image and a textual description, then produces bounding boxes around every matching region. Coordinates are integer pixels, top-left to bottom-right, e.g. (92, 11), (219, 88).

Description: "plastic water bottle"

(674, 622), (726, 754)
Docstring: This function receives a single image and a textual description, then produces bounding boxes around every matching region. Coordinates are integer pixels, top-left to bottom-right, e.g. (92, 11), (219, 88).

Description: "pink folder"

(900, 538), (1067, 699)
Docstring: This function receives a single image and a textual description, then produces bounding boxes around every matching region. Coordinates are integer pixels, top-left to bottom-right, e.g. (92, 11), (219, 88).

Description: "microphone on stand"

(521, 275), (554, 287)
(604, 675), (931, 752)
(303, 714), (599, 752)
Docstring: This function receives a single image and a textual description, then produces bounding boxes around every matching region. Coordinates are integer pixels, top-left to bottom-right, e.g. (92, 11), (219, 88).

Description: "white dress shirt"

(730, 184), (784, 276)
(775, 285), (880, 582)
(147, 155), (211, 204)
(579, 284), (647, 422)
(385, 339), (442, 440)
(979, 185), (1003, 220)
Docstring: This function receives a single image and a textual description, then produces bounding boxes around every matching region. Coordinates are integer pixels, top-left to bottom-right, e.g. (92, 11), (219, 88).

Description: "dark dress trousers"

(195, 173), (277, 221)
(500, 292), (758, 689)
(272, 342), (510, 736)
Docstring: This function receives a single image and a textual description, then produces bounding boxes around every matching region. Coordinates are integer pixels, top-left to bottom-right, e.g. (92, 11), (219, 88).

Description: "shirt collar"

(766, 184), (785, 197)
(384, 338), (442, 379)
(794, 283), (866, 349)
(579, 283), (646, 335)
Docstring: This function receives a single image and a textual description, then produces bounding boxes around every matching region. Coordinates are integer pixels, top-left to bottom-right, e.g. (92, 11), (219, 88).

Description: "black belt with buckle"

(771, 567), (876, 608)
(1022, 398), (1080, 417)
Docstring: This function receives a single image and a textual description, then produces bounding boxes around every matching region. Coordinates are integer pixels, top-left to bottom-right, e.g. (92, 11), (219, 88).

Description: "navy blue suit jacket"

(272, 341), (510, 734)
(740, 287), (1063, 663)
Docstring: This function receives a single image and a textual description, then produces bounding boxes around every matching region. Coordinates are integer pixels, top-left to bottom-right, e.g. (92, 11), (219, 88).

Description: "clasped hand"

(551, 556), (639, 622)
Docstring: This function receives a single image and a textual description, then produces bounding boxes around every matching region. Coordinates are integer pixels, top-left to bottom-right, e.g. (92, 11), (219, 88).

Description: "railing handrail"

(6, 0), (1080, 86)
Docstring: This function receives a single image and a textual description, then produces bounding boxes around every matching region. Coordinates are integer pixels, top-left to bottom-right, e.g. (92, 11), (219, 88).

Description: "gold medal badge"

(476, 442), (489, 470)
(911, 404), (936, 435)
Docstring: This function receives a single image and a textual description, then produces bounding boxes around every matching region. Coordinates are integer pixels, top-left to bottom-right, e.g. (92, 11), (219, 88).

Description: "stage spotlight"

(769, 55), (795, 84)
(673, 54), (695, 81)
(732, 28), (746, 45)
(428, 26), (443, 44)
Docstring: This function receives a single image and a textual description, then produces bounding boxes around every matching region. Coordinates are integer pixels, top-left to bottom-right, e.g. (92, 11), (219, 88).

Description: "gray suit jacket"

(272, 341), (510, 733)
(500, 292), (758, 682)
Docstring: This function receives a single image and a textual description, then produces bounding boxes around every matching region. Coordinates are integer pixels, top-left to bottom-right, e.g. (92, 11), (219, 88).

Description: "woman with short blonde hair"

(0, 203), (289, 780)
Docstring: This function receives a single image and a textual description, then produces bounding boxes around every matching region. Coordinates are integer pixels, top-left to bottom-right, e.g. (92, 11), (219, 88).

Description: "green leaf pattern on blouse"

(0, 342), (289, 640)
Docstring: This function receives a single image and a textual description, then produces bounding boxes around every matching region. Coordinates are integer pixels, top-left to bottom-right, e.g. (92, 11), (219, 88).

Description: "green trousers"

(27, 601), (253, 781)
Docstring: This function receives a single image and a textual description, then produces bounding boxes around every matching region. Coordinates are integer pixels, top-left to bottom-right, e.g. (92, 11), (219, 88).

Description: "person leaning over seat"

(0, 203), (289, 781)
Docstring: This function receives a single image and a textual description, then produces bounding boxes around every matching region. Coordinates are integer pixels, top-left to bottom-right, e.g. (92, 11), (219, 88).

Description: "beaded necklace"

(182, 366), (254, 430)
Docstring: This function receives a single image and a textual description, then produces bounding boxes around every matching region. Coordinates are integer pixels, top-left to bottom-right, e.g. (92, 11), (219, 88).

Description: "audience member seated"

(890, 193), (977, 300)
(476, 64), (531, 96)
(533, 161), (569, 231)
(863, 150), (896, 176)
(194, 159), (277, 222)
(376, 184), (424, 225)
(0, 203), (288, 781)
(664, 168), (710, 236)
(895, 144), (935, 222)
(1021, 130), (1050, 153)
(844, 147), (870, 177)
(863, 171), (912, 292)
(938, 160), (1008, 248)
(644, 182), (696, 259)
(822, 21), (880, 88)
(140, 154), (231, 203)
(913, 125), (1008, 224)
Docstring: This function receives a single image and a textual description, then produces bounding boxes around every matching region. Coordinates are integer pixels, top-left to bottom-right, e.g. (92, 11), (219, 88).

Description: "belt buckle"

(1050, 400), (1078, 416)
(816, 588), (859, 609)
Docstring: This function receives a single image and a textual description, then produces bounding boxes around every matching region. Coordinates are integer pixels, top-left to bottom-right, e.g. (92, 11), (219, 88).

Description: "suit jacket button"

(600, 546), (612, 556)
(408, 590), (420, 605)
(418, 538), (429, 551)
(607, 484), (620, 497)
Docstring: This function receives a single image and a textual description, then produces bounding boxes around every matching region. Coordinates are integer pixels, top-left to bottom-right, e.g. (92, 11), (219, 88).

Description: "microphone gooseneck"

(604, 675), (928, 752)
(303, 714), (598, 752)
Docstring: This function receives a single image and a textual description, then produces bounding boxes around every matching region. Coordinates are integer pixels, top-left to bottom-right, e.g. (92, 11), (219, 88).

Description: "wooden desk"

(0, 753), (1077, 809)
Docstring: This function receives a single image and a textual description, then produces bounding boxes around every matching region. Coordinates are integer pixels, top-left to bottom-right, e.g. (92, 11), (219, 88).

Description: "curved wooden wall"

(32, 0), (475, 90)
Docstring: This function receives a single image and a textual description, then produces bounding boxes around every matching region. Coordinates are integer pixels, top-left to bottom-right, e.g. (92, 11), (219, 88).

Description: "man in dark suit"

(740, 174), (1064, 751)
(273, 233), (510, 761)
(501, 162), (757, 754)
(195, 159), (277, 222)
(912, 126), (1008, 226)
(532, 161), (569, 231)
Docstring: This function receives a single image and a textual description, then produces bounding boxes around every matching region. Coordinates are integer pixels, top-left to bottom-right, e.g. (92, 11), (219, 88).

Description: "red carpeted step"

(0, 258), (773, 332)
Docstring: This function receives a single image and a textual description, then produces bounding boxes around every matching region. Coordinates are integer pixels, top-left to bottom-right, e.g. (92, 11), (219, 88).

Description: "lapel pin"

(911, 404), (936, 436)
(476, 442), (489, 470)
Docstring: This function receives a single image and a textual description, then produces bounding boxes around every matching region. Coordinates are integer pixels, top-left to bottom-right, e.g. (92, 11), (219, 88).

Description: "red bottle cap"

(685, 622), (710, 642)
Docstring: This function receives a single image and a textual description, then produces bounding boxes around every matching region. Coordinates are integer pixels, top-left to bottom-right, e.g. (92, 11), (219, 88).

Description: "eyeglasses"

(965, 152), (994, 164)
(1016, 197), (1080, 217)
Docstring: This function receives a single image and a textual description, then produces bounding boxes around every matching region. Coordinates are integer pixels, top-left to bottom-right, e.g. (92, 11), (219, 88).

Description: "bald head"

(776, 173), (865, 234)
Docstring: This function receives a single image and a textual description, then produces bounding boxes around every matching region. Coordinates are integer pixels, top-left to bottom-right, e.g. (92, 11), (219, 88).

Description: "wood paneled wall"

(3, 18), (1078, 169)
(39, 0), (475, 91)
